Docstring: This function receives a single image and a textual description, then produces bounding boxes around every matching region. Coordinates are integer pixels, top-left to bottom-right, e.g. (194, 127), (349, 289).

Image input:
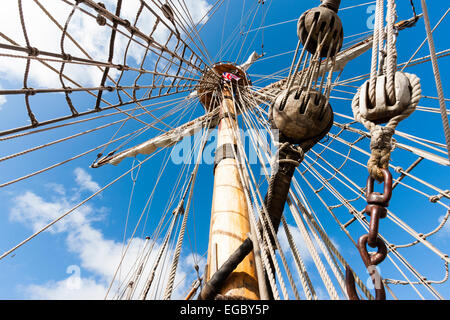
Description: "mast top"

(197, 62), (251, 112)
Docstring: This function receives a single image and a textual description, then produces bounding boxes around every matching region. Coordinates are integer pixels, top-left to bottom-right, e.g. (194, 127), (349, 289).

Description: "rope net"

(0, 0), (211, 136)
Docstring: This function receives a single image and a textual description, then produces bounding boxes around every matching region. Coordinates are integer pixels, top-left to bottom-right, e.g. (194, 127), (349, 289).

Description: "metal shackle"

(366, 168), (393, 206)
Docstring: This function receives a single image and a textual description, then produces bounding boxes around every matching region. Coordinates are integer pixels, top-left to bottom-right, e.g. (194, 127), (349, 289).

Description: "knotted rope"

(352, 0), (421, 181)
(352, 72), (421, 181)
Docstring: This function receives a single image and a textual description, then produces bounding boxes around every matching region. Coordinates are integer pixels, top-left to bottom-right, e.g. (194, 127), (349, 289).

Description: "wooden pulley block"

(161, 4), (175, 22)
(358, 72), (412, 124)
(272, 87), (333, 145)
(297, 6), (343, 58)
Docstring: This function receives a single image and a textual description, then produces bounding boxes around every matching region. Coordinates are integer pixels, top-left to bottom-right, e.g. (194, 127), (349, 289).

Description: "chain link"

(346, 168), (392, 300)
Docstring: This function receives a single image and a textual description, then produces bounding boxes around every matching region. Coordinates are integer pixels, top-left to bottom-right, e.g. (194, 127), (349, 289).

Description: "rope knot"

(24, 87), (36, 96)
(96, 15), (107, 26)
(352, 72), (421, 182)
(429, 190), (450, 203)
(27, 46), (39, 57)
(62, 53), (72, 61)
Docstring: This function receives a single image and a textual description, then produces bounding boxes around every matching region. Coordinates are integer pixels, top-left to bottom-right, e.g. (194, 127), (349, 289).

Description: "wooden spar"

(205, 84), (260, 300)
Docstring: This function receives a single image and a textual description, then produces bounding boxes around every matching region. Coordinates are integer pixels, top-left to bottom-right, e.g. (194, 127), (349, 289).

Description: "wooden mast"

(205, 84), (260, 300)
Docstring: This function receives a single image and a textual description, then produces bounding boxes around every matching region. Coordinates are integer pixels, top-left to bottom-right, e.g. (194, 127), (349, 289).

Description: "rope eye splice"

(353, 71), (421, 183)
(345, 168), (392, 300)
(352, 0), (421, 183)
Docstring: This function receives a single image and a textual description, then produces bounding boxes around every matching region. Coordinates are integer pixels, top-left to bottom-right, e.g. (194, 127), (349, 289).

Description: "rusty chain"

(346, 168), (393, 300)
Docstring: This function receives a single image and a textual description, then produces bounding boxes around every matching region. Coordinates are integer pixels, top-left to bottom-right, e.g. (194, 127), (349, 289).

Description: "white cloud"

(9, 190), (91, 234)
(1, 0), (113, 87)
(0, 96), (6, 109)
(45, 183), (66, 196)
(26, 277), (108, 300)
(9, 167), (204, 300)
(74, 167), (100, 193)
(438, 213), (450, 238)
(278, 223), (313, 263)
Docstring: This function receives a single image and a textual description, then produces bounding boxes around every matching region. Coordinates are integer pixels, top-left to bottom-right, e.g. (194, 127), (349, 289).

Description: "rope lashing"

(367, 126), (394, 181)
(353, 71), (421, 181)
(352, 0), (421, 182)
(197, 238), (254, 300)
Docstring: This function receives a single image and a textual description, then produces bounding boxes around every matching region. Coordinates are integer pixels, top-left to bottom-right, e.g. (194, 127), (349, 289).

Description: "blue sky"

(0, 0), (449, 300)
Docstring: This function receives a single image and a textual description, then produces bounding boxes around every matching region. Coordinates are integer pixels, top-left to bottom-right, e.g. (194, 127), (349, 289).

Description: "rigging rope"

(419, 0), (450, 159)
(0, 152), (159, 261)
(162, 117), (211, 300)
(352, 0), (422, 182)
(141, 208), (180, 300)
